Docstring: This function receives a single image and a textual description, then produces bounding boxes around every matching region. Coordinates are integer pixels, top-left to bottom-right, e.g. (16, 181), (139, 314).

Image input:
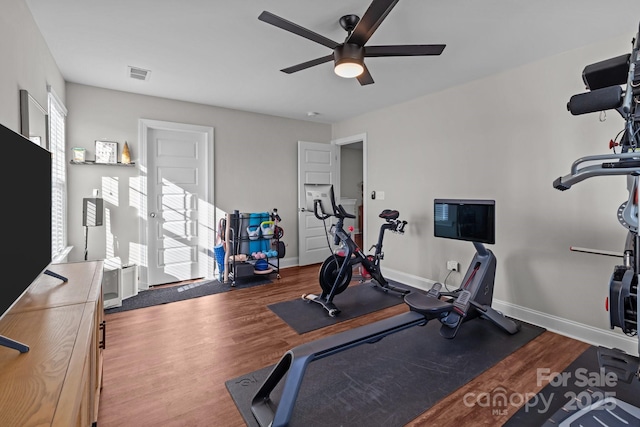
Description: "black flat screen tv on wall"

(0, 122), (52, 349)
(434, 199), (495, 244)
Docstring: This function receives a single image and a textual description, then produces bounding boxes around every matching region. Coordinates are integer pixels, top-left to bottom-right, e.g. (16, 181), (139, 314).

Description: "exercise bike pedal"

(302, 293), (341, 317)
(453, 290), (472, 316)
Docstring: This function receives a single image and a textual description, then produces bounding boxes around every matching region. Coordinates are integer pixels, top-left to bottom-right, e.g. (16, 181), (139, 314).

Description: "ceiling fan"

(258, 0), (446, 86)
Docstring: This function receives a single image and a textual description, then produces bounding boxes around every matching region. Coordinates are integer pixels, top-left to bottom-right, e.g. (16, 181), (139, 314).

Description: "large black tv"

(434, 199), (495, 244)
(0, 122), (52, 351)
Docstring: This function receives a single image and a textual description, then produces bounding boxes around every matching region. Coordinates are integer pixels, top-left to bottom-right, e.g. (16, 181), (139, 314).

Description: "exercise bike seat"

(379, 209), (399, 220)
(404, 292), (454, 319)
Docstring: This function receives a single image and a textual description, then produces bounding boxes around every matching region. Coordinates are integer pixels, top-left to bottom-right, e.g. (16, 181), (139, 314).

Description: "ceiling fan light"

(334, 43), (364, 78)
(335, 61), (364, 78)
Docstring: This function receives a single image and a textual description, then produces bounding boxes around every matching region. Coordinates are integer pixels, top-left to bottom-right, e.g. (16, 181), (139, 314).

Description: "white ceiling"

(25, 0), (640, 124)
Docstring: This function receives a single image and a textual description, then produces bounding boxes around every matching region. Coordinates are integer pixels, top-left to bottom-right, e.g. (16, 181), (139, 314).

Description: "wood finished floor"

(97, 264), (590, 427)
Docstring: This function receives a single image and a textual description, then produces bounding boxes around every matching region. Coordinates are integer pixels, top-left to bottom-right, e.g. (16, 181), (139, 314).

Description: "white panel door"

(298, 140), (338, 266)
(140, 120), (214, 287)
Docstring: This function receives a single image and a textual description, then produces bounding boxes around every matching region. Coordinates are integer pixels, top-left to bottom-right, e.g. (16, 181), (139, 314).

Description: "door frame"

(137, 119), (215, 289)
(333, 133), (367, 248)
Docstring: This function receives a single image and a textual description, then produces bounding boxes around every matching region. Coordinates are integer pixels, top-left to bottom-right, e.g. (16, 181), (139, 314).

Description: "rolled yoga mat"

(239, 213), (250, 255)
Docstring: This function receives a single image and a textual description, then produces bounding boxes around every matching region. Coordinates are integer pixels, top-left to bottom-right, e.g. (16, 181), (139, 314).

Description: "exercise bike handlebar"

(312, 199), (355, 221)
(336, 204), (356, 220)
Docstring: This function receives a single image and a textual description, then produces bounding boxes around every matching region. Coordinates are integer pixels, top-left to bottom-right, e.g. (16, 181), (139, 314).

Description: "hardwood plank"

(406, 331), (590, 426)
(98, 265), (589, 426)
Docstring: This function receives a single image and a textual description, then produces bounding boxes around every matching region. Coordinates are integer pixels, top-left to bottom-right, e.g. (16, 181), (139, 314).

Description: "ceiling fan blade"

(259, 11), (339, 49)
(281, 54), (334, 74)
(365, 44), (446, 57)
(347, 0), (400, 46)
(357, 65), (374, 86)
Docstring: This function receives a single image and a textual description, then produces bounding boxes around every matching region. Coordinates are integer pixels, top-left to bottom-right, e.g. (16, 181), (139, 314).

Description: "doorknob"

(149, 212), (156, 218)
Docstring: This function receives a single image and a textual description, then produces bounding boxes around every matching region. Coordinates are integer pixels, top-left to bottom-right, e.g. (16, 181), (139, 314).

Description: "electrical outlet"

(447, 260), (459, 272)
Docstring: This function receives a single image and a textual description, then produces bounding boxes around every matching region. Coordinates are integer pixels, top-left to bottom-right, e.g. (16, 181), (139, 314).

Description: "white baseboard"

(278, 257), (299, 269)
(382, 267), (438, 292)
(383, 267), (639, 357)
(492, 299), (638, 356)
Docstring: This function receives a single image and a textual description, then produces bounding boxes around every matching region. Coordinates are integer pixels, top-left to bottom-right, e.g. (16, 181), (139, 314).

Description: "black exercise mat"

(105, 276), (271, 314)
(226, 317), (544, 427)
(267, 281), (411, 334)
(505, 345), (640, 426)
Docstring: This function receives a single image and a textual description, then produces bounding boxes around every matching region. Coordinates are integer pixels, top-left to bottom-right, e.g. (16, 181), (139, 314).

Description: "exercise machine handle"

(553, 152), (640, 191)
(395, 220), (407, 233)
(566, 86), (623, 116)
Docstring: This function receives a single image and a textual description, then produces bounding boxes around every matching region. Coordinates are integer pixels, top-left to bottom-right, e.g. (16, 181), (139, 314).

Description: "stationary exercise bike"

(303, 185), (409, 317)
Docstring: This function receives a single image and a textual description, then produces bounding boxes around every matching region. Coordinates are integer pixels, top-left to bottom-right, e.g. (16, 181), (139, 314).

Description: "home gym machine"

(251, 195), (519, 426)
(554, 20), (640, 379)
(544, 20), (640, 426)
(303, 183), (409, 317)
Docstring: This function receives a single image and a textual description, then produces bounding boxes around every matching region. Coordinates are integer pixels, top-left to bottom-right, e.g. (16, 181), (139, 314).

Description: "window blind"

(435, 203), (448, 222)
(48, 86), (67, 260)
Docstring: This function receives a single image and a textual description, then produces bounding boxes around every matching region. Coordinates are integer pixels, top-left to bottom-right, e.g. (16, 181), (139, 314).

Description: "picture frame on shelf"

(72, 147), (86, 162)
(95, 140), (118, 164)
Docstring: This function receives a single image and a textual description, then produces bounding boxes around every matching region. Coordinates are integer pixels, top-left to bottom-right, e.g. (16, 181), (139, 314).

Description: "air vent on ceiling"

(128, 66), (151, 81)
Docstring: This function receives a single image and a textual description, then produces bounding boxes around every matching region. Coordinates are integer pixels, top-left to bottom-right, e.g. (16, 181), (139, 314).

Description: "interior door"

(335, 134), (366, 249)
(298, 141), (339, 266)
(140, 119), (215, 287)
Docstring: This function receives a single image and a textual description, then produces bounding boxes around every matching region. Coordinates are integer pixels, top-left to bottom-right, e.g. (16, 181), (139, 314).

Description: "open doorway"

(335, 134), (366, 249)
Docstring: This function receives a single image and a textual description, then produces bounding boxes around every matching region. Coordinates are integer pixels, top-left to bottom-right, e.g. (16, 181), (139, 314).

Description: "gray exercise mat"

(104, 276), (271, 314)
(226, 317), (544, 427)
(267, 281), (411, 334)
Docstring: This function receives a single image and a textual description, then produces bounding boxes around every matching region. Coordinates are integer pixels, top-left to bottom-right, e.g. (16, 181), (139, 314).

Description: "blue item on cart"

(248, 212), (270, 253)
(255, 259), (269, 271)
(213, 243), (225, 281)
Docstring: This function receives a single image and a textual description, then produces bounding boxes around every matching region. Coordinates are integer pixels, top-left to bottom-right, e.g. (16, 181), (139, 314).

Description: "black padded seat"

(404, 292), (453, 318)
(379, 209), (399, 220)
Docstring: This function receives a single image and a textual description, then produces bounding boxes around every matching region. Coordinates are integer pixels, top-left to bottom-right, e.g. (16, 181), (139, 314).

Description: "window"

(435, 202), (449, 222)
(48, 86), (68, 260)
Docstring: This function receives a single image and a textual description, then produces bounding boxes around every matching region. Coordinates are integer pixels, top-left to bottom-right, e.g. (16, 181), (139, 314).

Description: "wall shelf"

(70, 160), (135, 166)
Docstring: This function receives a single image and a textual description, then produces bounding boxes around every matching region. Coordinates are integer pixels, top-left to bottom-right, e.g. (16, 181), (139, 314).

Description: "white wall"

(0, 1), (65, 132)
(65, 83), (332, 275)
(333, 34), (635, 349)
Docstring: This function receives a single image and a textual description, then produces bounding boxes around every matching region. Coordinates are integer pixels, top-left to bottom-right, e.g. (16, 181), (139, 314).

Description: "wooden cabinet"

(0, 261), (104, 426)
